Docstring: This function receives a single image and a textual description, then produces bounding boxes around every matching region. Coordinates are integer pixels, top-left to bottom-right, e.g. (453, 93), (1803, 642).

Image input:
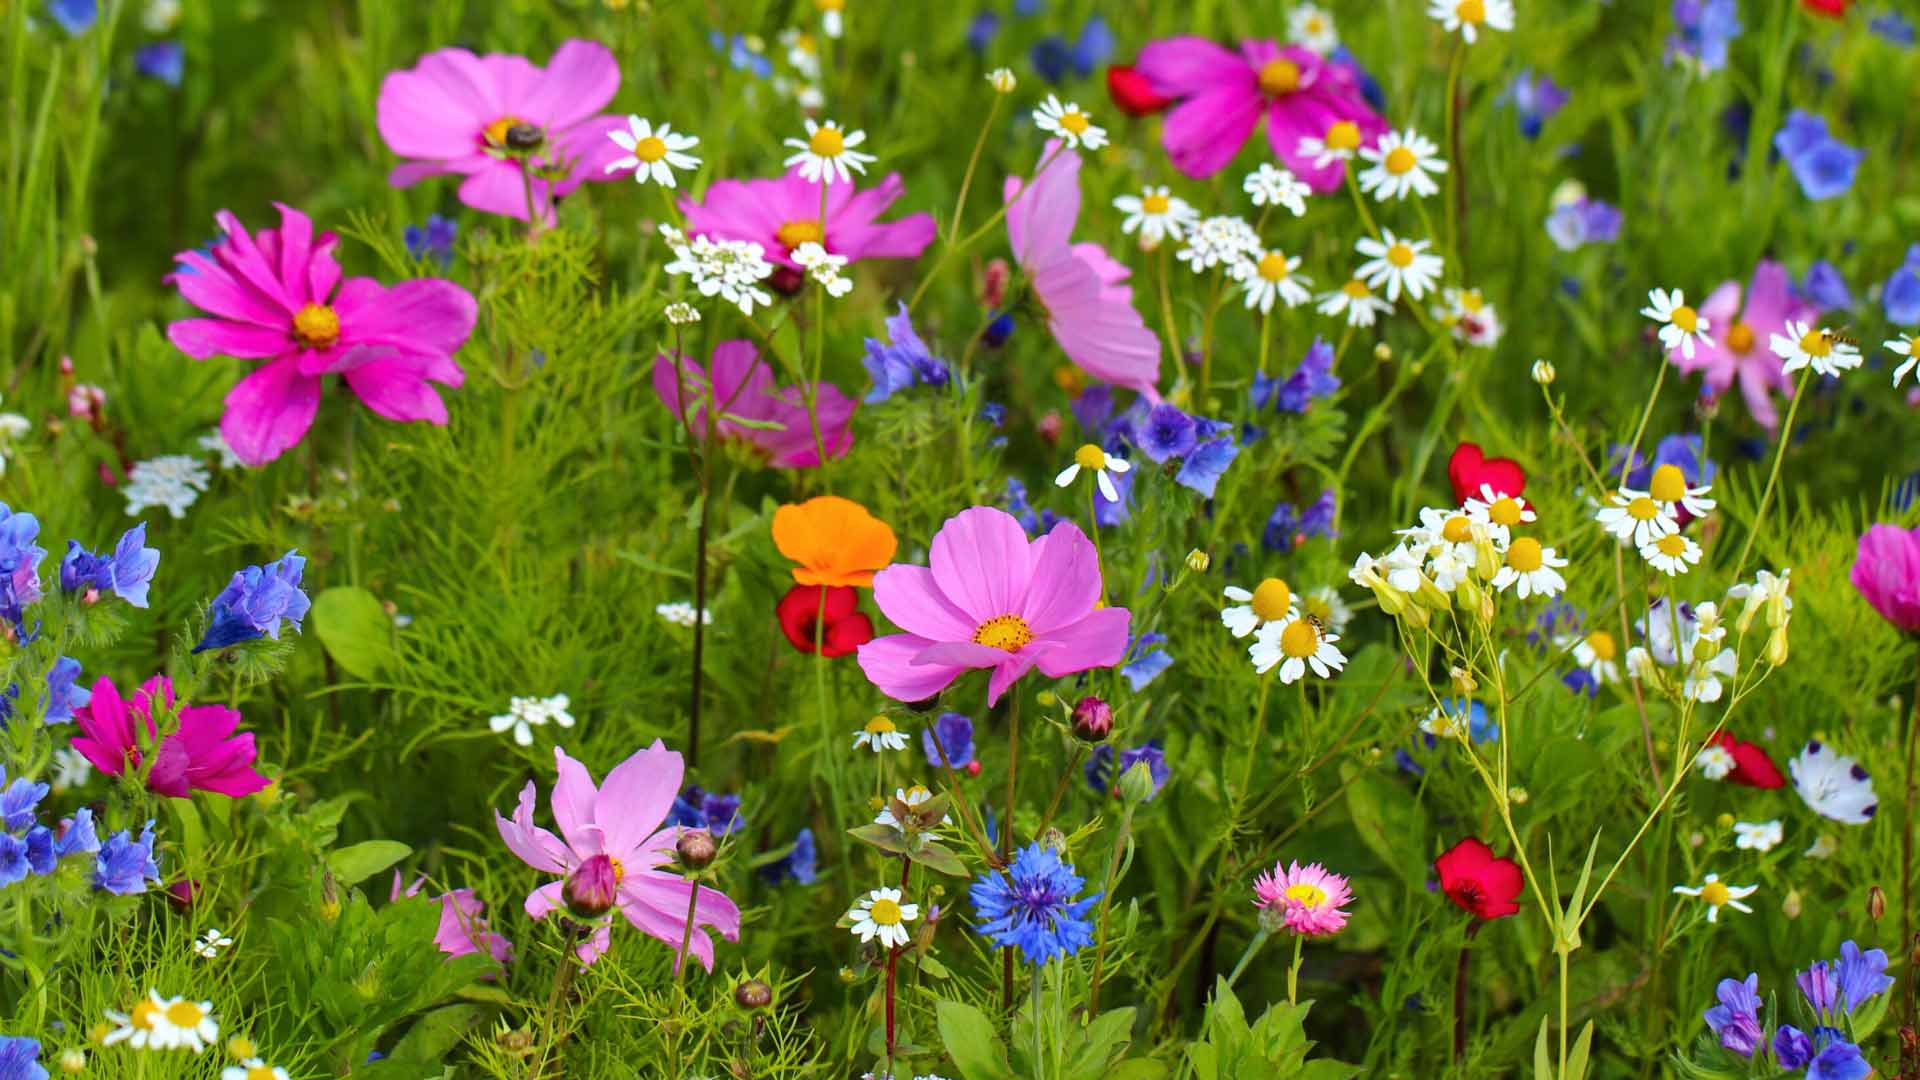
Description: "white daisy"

(1645, 463), (1717, 518)
(104, 990), (219, 1052)
(1694, 742), (1736, 780)
(223, 1060), (291, 1080)
(1316, 278), (1394, 328)
(1596, 487), (1679, 549)
(1641, 288), (1714, 360)
(1888, 334), (1917, 388)
(1054, 442), (1132, 502)
(488, 694), (576, 747)
(782, 118), (876, 184)
(874, 785), (951, 832)
(1357, 129), (1448, 202)
(1732, 819), (1783, 853)
(1176, 215), (1263, 273)
(1112, 186), (1199, 247)
(1300, 584), (1353, 636)
(1354, 230), (1444, 302)
(853, 715), (909, 754)
(1433, 287), (1502, 347)
(1242, 164), (1310, 215)
(1427, 0), (1515, 44)
(1296, 119), (1363, 169)
(1770, 320), (1862, 379)
(1032, 95), (1108, 150)
(606, 116), (701, 188)
(1287, 3), (1340, 54)
(1490, 537), (1567, 599)
(1235, 247), (1313, 313)
(792, 241), (854, 298)
(1221, 578), (1297, 638)
(847, 886), (918, 949)
(192, 928), (233, 959)
(1671, 873), (1758, 923)
(779, 29), (823, 81)
(1789, 741), (1878, 825)
(1462, 482), (1534, 542)
(1248, 613), (1347, 683)
(1639, 532), (1702, 576)
(816, 0), (845, 39)
(1570, 629), (1622, 685)
(656, 601), (713, 627)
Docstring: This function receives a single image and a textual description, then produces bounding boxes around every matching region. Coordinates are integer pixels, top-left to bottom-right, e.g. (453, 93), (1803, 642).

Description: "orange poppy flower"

(772, 496), (897, 588)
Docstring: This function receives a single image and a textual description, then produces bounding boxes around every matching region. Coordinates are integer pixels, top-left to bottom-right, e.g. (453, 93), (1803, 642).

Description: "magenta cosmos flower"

(1253, 861), (1354, 937)
(1005, 144), (1161, 397)
(376, 40), (629, 223)
(680, 169), (936, 272)
(1853, 524), (1920, 633)
(495, 743), (741, 970)
(857, 506), (1131, 706)
(653, 339), (854, 468)
(165, 203), (477, 467)
(70, 676), (269, 799)
(1669, 260), (1810, 430)
(392, 873), (514, 968)
(1135, 38), (1386, 189)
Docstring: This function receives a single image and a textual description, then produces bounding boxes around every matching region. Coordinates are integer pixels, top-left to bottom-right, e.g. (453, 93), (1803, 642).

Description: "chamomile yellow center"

(864, 716), (896, 736)
(1387, 243), (1415, 268)
(972, 614), (1034, 652)
(1585, 631), (1618, 661)
(1384, 146), (1417, 174)
(1458, 290), (1486, 313)
(130, 1001), (162, 1031)
(1257, 252), (1291, 281)
(1726, 321), (1756, 354)
(165, 1000), (205, 1027)
(1057, 109), (1092, 135)
(1279, 618), (1320, 658)
(1304, 595), (1333, 622)
(1799, 329), (1832, 357)
(1506, 537), (1544, 572)
(868, 897), (903, 924)
(1456, 0), (1487, 22)
(292, 303), (340, 349)
(482, 115), (526, 147)
(776, 220), (825, 250)
(1285, 882), (1329, 907)
(1141, 192), (1170, 214)
(1488, 496), (1524, 526)
(1670, 305), (1699, 333)
(1251, 578), (1293, 622)
(1074, 443), (1107, 470)
(816, 0), (844, 11)
(809, 125), (846, 157)
(1258, 58), (1302, 96)
(1649, 464), (1688, 503)
(633, 135), (668, 163)
(1325, 120), (1361, 151)
(1656, 534), (1688, 557)
(1700, 880), (1730, 906)
(1342, 279), (1370, 298)
(247, 1067), (278, 1080)
(1626, 495), (1660, 521)
(1442, 515), (1473, 543)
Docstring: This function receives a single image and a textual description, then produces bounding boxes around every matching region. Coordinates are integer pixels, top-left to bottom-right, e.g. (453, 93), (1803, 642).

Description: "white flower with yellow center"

(1568, 630), (1622, 685)
(192, 929), (233, 959)
(223, 1059), (291, 1080)
(1671, 873), (1757, 923)
(782, 118), (875, 184)
(1287, 3), (1340, 54)
(1221, 578), (1297, 638)
(606, 116), (702, 188)
(1357, 129), (1448, 202)
(779, 29), (823, 80)
(1054, 442), (1131, 502)
(1639, 532), (1702, 576)
(1243, 164), (1311, 215)
(1645, 463), (1716, 518)
(1733, 819), (1784, 853)
(1113, 186), (1199, 247)
(1434, 287), (1502, 347)
(816, 0), (846, 39)
(1491, 537), (1567, 599)
(1888, 334), (1917, 388)
(847, 886), (918, 949)
(1641, 288), (1714, 360)
(792, 241), (854, 298)
(874, 785), (951, 832)
(852, 715), (909, 754)
(104, 991), (219, 1052)
(1462, 483), (1534, 545)
(1595, 487), (1678, 549)
(1427, 0), (1515, 43)
(1694, 741), (1736, 780)
(1297, 120), (1363, 169)
(1300, 585), (1352, 636)
(1770, 320), (1862, 379)
(1236, 248), (1312, 313)
(1033, 95), (1108, 150)
(1249, 613), (1346, 683)
(664, 302), (701, 326)
(1355, 230), (1444, 302)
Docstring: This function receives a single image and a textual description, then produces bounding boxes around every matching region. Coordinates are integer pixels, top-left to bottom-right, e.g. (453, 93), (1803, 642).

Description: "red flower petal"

(1106, 64), (1171, 118)
(776, 584), (869, 657)
(1435, 836), (1524, 920)
(1448, 441), (1528, 506)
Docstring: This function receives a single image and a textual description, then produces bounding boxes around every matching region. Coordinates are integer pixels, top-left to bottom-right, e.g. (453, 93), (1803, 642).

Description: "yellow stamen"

(1726, 321), (1755, 354)
(1670, 305), (1699, 333)
(1626, 496), (1660, 521)
(864, 716), (896, 735)
(1279, 619), (1320, 659)
(1441, 515), (1473, 543)
(1585, 631), (1618, 661)
(1657, 534), (1688, 557)
(1488, 496), (1523, 527)
(292, 303), (340, 349)
(1284, 882), (1328, 907)
(1341, 279), (1369, 298)
(1700, 881), (1730, 906)
(1140, 192), (1170, 214)
(972, 614), (1034, 652)
(1256, 252), (1291, 282)
(1073, 443), (1107, 470)
(1799, 329), (1832, 357)
(808, 125), (846, 157)
(868, 898), (903, 924)
(1384, 146), (1417, 174)
(1506, 537), (1543, 572)
(1456, 0), (1487, 22)
(1387, 243), (1415, 268)
(1058, 109), (1091, 135)
(1250, 578), (1293, 623)
(482, 115), (525, 147)
(1325, 120), (1361, 151)
(1649, 464), (1688, 503)
(1258, 59), (1301, 96)
(776, 220), (825, 250)
(130, 1002), (161, 1031)
(633, 135), (668, 163)
(164, 1000), (205, 1028)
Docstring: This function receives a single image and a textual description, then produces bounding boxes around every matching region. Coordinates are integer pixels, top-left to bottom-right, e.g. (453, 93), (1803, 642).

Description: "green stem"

(1239, 673), (1273, 802)
(1225, 928), (1270, 990)
(1732, 367), (1813, 576)
(1087, 801), (1138, 1014)
(1286, 931), (1306, 1007)
(1001, 692), (1022, 1010)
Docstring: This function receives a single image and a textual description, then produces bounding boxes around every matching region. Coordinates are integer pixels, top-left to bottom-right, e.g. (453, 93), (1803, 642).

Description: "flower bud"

(1071, 696), (1113, 742)
(1869, 885), (1887, 921)
(1185, 549), (1210, 574)
(676, 829), (718, 870)
(1035, 690), (1057, 709)
(165, 878), (200, 912)
(1507, 786), (1529, 805)
(1448, 666), (1478, 696)
(735, 978), (774, 1009)
(1530, 359), (1555, 385)
(1036, 410), (1063, 445)
(1766, 626), (1789, 667)
(504, 123), (544, 151)
(59, 1048), (85, 1073)
(1695, 391), (1721, 424)
(981, 258), (1011, 309)
(1715, 812), (1734, 829)
(319, 870), (341, 923)
(1782, 888), (1803, 919)
(987, 67), (1017, 94)
(1118, 760), (1159, 804)
(1257, 903), (1289, 934)
(566, 854), (622, 918)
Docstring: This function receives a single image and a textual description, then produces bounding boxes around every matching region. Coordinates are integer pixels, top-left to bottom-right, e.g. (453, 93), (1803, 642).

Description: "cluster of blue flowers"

(1502, 71), (1568, 140)
(922, 712), (976, 770)
(668, 785), (745, 837)
(1545, 198), (1622, 252)
(1251, 338), (1341, 417)
(1085, 741), (1168, 800)
(60, 523), (160, 608)
(861, 304), (950, 405)
(1773, 111), (1864, 202)
(1705, 940), (1891, 1080)
(0, 766), (157, 896)
(970, 842), (1100, 965)
(193, 550), (311, 653)
(1668, 0), (1741, 73)
(405, 214), (459, 269)
(0, 1035), (45, 1080)
(1263, 490), (1337, 553)
(761, 828), (817, 886)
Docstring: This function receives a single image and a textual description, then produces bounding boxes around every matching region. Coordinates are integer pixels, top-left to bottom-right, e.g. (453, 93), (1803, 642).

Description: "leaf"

(311, 586), (397, 680)
(1341, 764), (1430, 890)
(1107, 1060), (1169, 1080)
(1534, 1016), (1553, 1080)
(847, 823), (909, 855)
(1567, 1020), (1595, 1080)
(907, 840), (969, 877)
(1297, 1061), (1362, 1080)
(388, 1004), (487, 1063)
(326, 840), (412, 886)
(935, 999), (1014, 1080)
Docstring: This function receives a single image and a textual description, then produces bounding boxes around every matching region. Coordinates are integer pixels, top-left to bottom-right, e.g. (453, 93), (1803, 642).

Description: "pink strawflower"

(1253, 860), (1354, 937)
(494, 743), (741, 970)
(1853, 524), (1920, 633)
(164, 203), (477, 467)
(70, 676), (269, 799)
(857, 506), (1131, 706)
(680, 169), (936, 271)
(1004, 144), (1161, 397)
(652, 339), (854, 468)
(1669, 260), (1809, 430)
(1135, 38), (1387, 189)
(391, 873), (514, 968)
(376, 40), (629, 223)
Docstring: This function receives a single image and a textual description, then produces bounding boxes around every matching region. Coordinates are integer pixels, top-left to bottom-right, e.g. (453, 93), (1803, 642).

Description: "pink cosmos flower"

(1253, 860), (1354, 937)
(1669, 260), (1810, 430)
(71, 676), (269, 799)
(494, 743), (741, 970)
(680, 169), (936, 272)
(652, 339), (854, 468)
(857, 506), (1131, 706)
(1004, 144), (1161, 397)
(1852, 524), (1920, 633)
(376, 40), (629, 223)
(165, 203), (477, 467)
(391, 872), (514, 968)
(1135, 38), (1387, 189)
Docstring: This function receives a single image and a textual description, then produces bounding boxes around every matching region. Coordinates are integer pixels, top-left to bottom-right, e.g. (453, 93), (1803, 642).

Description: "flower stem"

(676, 875), (701, 985)
(1087, 801), (1138, 1014)
(1732, 367), (1812, 577)
(1224, 927), (1269, 990)
(689, 461), (711, 767)
(1285, 931), (1305, 1007)
(1443, 42), (1468, 279)
(1238, 672), (1274, 803)
(1001, 692), (1022, 1011)
(1903, 646), (1920, 1038)
(947, 94), (1007, 247)
(1036, 745), (1087, 840)
(1451, 920), (1483, 1063)
(1087, 481), (1106, 603)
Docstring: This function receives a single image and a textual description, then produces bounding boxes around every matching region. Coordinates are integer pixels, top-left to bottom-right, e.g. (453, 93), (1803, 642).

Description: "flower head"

(861, 304), (949, 405)
(193, 551), (308, 653)
(1033, 95), (1108, 150)
(487, 694), (575, 747)
(0, 504), (45, 630)
(103, 990), (217, 1052)
(1704, 974), (1765, 1057)
(1355, 230), (1444, 302)
(1853, 524), (1920, 631)
(1249, 612), (1346, 683)
(1253, 861), (1353, 936)
(1357, 128), (1448, 202)
(848, 886), (919, 949)
(1427, 0), (1515, 43)
(606, 116), (701, 187)
(1642, 287), (1714, 359)
(72, 677), (268, 799)
(1242, 164), (1310, 215)
(773, 497), (897, 589)
(391, 873), (513, 964)
(60, 524), (160, 607)
(653, 340), (854, 468)
(782, 119), (875, 184)
(1113, 186), (1200, 247)
(853, 715), (909, 754)
(93, 820), (159, 895)
(776, 585), (874, 657)
(971, 843), (1100, 964)
(922, 713), (977, 770)
(1055, 443), (1133, 502)
(223, 1060), (290, 1080)
(1771, 319), (1862, 378)
(1315, 278), (1393, 327)
(122, 455), (210, 519)
(1436, 838), (1522, 919)
(1790, 741), (1877, 824)
(1672, 872), (1758, 922)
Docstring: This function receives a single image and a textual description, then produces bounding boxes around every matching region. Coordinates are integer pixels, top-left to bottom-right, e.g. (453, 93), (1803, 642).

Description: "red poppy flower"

(1106, 64), (1171, 117)
(1435, 837), (1524, 920)
(776, 585), (873, 657)
(1710, 731), (1786, 789)
(1448, 442), (1527, 506)
(1801, 0), (1846, 16)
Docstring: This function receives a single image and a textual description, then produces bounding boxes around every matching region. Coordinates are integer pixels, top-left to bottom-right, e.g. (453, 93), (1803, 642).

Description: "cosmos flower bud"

(1695, 392), (1720, 424)
(734, 978), (774, 1009)
(1530, 359), (1555, 385)
(1185, 549), (1210, 574)
(1072, 696), (1113, 742)
(1869, 885), (1887, 921)
(566, 854), (622, 918)
(165, 878), (201, 912)
(676, 828), (718, 870)
(1036, 410), (1064, 445)
(1118, 759), (1160, 804)
(981, 258), (1011, 309)
(504, 123), (544, 151)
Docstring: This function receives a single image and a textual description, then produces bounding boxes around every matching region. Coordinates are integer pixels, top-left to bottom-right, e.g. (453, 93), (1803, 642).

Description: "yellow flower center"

(816, 0), (845, 10)
(482, 115), (526, 147)
(633, 135), (668, 163)
(1506, 537), (1543, 572)
(229, 1038), (257, 1059)
(1726, 321), (1755, 354)
(1284, 882), (1328, 908)
(1488, 496), (1523, 527)
(1306, 16), (1327, 33)
(1656, 534), (1688, 557)
(130, 1001), (162, 1031)
(1140, 192), (1170, 214)
(1325, 120), (1361, 151)
(1441, 515), (1473, 543)
(793, 32), (818, 54)
(292, 303), (340, 349)
(972, 614), (1034, 652)
(1700, 881), (1730, 906)
(1250, 578), (1293, 622)
(1799, 329), (1832, 357)
(1456, 0), (1487, 22)
(1670, 305), (1699, 333)
(165, 1000), (205, 1028)
(1304, 595), (1333, 622)
(608, 855), (626, 884)
(1387, 243), (1415, 268)
(1256, 252), (1291, 282)
(1626, 495), (1660, 521)
(1074, 443), (1107, 470)
(1057, 109), (1091, 135)
(1649, 464), (1688, 503)
(248, 1067), (278, 1080)
(1384, 146), (1417, 174)
(869, 897), (903, 924)
(1341, 279), (1370, 298)
(864, 716), (896, 735)
(1258, 58), (1302, 96)
(1458, 290), (1485, 313)
(776, 219), (825, 250)
(809, 125), (846, 157)
(1585, 631), (1617, 661)
(1280, 619), (1320, 658)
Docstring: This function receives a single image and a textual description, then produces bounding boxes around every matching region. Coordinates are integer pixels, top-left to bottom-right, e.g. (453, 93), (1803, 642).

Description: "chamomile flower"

(1222, 578), (1297, 638)
(1300, 585), (1353, 636)
(853, 715), (909, 754)
(1177, 215), (1262, 272)
(1054, 443), (1132, 502)
(1733, 819), (1784, 853)
(1491, 538), (1568, 599)
(779, 29), (822, 80)
(223, 1060), (291, 1080)
(1463, 483), (1535, 541)
(104, 991), (219, 1052)
(1427, 0), (1515, 43)
(847, 887), (918, 949)
(1569, 630), (1622, 685)
(1646, 463), (1717, 518)
(1434, 287), (1503, 347)
(782, 118), (875, 184)
(1032, 95), (1108, 150)
(792, 241), (854, 298)
(1672, 873), (1757, 923)
(1287, 4), (1340, 54)
(1805, 834), (1838, 859)
(1887, 334), (1917, 388)
(1641, 287), (1714, 360)
(816, 0), (845, 39)
(1770, 320), (1862, 379)
(1236, 248), (1313, 313)
(1243, 164), (1311, 215)
(1790, 741), (1877, 824)
(1297, 120), (1363, 169)
(1640, 532), (1703, 576)
(606, 116), (701, 188)
(192, 929), (233, 959)
(1694, 742), (1736, 780)
(1316, 279), (1393, 328)
(1596, 488), (1679, 548)
(655, 601), (713, 627)
(1249, 612), (1346, 683)
(1112, 186), (1198, 247)
(1357, 129), (1448, 202)
(1355, 230), (1444, 302)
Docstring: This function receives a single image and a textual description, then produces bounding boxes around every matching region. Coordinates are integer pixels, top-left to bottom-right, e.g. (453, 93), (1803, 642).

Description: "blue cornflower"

(1803, 260), (1852, 310)
(1873, 11), (1916, 45)
(979, 402), (1006, 427)
(1530, 600), (1584, 649)
(1014, 0), (1043, 15)
(1136, 405), (1197, 464)
(668, 786), (744, 837)
(708, 32), (772, 78)
(0, 835), (27, 888)
(1072, 385), (1115, 435)
(192, 550), (310, 653)
(94, 821), (160, 896)
(47, 0), (96, 34)
(922, 712), (976, 770)
(59, 522), (160, 607)
(1030, 17), (1110, 84)
(23, 828), (54, 876)
(1299, 490), (1336, 539)
(1120, 632), (1172, 691)
(0, 770), (47, 831)
(1502, 70), (1568, 140)
(56, 809), (99, 859)
(1669, 0), (1740, 72)
(1883, 243), (1920, 326)
(966, 12), (1001, 53)
(404, 214), (458, 269)
(0, 505), (46, 631)
(1330, 46), (1386, 112)
(862, 303), (949, 404)
(983, 311), (1016, 347)
(1773, 112), (1863, 201)
(1084, 742), (1168, 799)
(1807, 1041), (1872, 1080)
(1563, 669), (1598, 697)
(970, 843), (1101, 964)
(134, 41), (184, 86)
(0, 1035), (45, 1080)
(1608, 434), (1715, 490)
(1836, 940), (1894, 1013)
(1173, 421), (1239, 498)
(761, 827), (817, 886)
(1704, 973), (1764, 1057)
(1262, 501), (1299, 553)
(1545, 198), (1622, 251)
(1274, 338), (1340, 413)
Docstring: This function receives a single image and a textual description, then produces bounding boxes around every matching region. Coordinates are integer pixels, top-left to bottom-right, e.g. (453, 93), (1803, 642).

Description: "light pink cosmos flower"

(1669, 260), (1810, 430)
(165, 204), (476, 467)
(494, 743), (741, 970)
(391, 872), (514, 969)
(680, 169), (936, 272)
(857, 506), (1130, 706)
(71, 676), (269, 799)
(652, 339), (855, 468)
(1253, 860), (1354, 937)
(1004, 143), (1161, 397)
(376, 40), (629, 223)
(1135, 38), (1387, 189)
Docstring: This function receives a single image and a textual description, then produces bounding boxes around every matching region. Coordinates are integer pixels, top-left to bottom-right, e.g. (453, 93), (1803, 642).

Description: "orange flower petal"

(772, 496), (896, 589)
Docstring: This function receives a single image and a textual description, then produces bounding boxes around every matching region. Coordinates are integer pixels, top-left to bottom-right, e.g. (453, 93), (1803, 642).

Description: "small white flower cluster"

(488, 693), (576, 747)
(1176, 215), (1262, 274)
(660, 224), (775, 316)
(198, 430), (245, 470)
(192, 928), (233, 959)
(1350, 487), (1567, 632)
(655, 601), (713, 627)
(0, 397), (29, 475)
(793, 241), (853, 298)
(1242, 163), (1311, 216)
(123, 454), (212, 519)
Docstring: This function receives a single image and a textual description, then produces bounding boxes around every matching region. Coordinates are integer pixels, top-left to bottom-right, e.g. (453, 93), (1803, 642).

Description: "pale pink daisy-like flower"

(1253, 861), (1353, 936)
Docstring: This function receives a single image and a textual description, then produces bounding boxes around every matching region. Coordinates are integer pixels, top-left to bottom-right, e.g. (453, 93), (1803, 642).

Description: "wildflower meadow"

(7, 0), (1920, 1076)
